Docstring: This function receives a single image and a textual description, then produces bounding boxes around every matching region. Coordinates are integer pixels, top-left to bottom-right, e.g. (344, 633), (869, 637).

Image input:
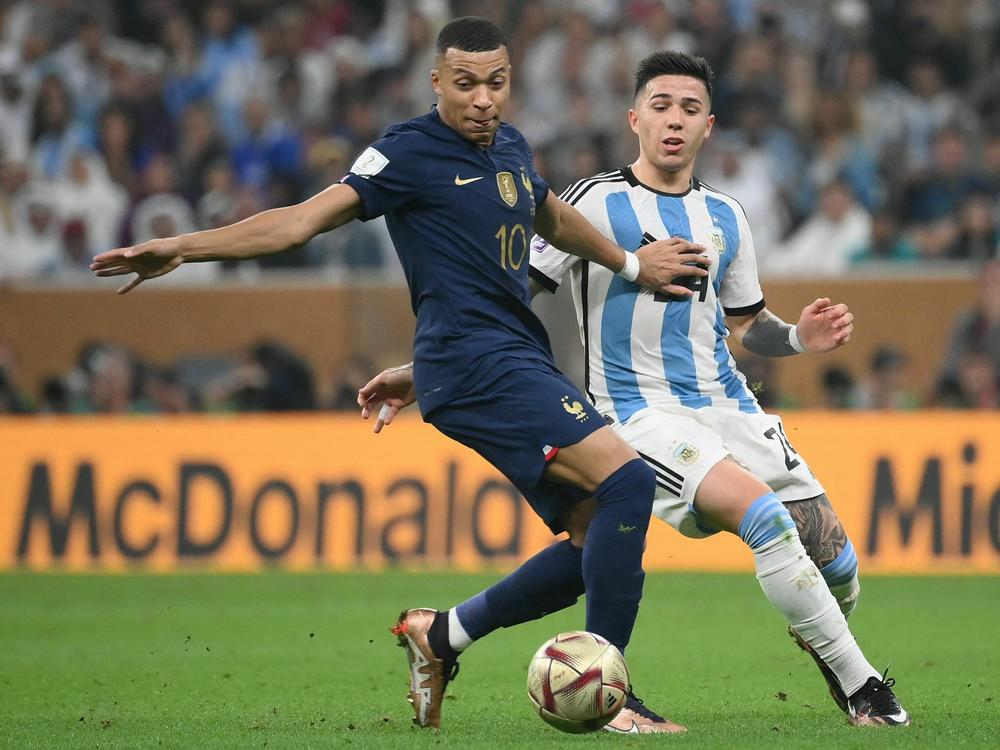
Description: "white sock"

(828, 575), (860, 618)
(447, 608), (473, 652)
(754, 534), (879, 696)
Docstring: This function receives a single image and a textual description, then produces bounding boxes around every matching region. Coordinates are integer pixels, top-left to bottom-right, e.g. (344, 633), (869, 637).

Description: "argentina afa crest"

(496, 172), (518, 207)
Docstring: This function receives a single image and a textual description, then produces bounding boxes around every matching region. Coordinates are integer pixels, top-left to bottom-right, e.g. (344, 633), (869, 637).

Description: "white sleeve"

(720, 203), (765, 315)
(528, 177), (609, 292)
(528, 233), (578, 292)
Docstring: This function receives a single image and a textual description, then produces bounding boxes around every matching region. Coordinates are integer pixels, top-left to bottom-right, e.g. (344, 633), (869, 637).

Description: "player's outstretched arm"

(91, 183), (364, 294)
(533, 194), (709, 297)
(357, 362), (417, 434)
(729, 298), (854, 357)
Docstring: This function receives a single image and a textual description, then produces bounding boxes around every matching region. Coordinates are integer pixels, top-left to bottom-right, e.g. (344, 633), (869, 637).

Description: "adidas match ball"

(526, 631), (629, 733)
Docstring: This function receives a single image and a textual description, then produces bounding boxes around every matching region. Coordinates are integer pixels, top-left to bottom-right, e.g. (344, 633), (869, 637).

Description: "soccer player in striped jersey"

(362, 51), (910, 730)
(526, 51), (909, 728)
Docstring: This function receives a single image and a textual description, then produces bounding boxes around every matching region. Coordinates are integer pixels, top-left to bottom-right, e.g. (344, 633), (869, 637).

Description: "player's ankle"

(427, 609), (461, 663)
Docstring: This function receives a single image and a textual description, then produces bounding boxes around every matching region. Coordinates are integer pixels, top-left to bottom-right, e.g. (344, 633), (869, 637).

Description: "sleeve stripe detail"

(558, 173), (627, 206)
(723, 299), (766, 317)
(529, 266), (560, 293)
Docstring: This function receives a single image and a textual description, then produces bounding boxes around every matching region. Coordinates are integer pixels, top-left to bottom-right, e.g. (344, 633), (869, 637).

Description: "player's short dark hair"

(634, 51), (714, 100)
(435, 16), (508, 56)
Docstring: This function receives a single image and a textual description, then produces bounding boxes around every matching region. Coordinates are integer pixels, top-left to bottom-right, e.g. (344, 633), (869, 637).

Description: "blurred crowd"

(1, 0), (1000, 283)
(3, 261), (1000, 413)
(2, 0), (1000, 412)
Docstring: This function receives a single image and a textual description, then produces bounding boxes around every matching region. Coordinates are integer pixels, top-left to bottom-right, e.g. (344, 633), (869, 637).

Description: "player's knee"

(594, 458), (655, 518)
(737, 492), (795, 550)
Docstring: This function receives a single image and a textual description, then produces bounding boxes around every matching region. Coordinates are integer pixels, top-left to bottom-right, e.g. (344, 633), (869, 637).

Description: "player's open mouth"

(662, 138), (684, 154)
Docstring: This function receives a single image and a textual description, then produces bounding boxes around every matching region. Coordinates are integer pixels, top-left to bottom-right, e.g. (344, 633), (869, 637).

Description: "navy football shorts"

(426, 357), (604, 534)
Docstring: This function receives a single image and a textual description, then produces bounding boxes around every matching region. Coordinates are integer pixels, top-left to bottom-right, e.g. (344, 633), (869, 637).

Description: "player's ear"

(704, 113), (716, 138)
(628, 108), (639, 135)
(430, 68), (442, 97)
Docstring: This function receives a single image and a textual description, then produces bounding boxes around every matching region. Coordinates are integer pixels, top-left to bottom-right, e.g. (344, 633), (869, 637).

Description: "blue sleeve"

(341, 132), (425, 220)
(523, 138), (549, 209)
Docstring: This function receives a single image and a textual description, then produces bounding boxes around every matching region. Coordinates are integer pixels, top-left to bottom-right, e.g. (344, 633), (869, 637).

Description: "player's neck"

(630, 159), (693, 194)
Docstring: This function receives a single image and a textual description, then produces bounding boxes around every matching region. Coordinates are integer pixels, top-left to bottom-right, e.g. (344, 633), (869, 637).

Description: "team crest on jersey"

(561, 395), (589, 421)
(519, 165), (533, 194)
(673, 442), (700, 465)
(497, 172), (518, 207)
(710, 229), (726, 255)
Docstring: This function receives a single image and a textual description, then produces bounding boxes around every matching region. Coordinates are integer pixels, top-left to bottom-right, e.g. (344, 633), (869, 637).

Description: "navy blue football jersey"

(342, 108), (553, 415)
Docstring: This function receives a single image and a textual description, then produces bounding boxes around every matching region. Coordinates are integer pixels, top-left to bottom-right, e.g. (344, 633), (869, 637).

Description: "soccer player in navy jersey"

(91, 17), (709, 732)
(360, 51), (910, 730)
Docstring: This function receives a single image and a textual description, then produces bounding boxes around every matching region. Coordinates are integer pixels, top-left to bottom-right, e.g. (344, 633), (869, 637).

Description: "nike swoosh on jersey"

(454, 175), (484, 186)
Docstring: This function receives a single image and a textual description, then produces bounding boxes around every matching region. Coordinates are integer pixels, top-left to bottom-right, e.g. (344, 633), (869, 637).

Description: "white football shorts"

(611, 404), (826, 538)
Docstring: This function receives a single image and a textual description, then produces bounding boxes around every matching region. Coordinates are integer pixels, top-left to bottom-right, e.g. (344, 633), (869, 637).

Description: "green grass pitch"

(1, 572), (997, 748)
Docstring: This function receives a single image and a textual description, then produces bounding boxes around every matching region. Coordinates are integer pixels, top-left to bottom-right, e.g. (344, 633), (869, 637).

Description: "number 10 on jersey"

(496, 223), (528, 271)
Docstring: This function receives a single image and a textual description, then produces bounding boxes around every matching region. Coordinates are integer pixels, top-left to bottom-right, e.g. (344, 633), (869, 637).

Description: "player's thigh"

(693, 457), (773, 533)
(545, 424), (638, 493)
(427, 365), (603, 532)
(701, 410), (825, 502)
(612, 406), (728, 539)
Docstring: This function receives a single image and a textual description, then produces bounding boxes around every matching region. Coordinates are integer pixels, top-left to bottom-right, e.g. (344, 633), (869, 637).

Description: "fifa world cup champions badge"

(496, 172), (518, 207)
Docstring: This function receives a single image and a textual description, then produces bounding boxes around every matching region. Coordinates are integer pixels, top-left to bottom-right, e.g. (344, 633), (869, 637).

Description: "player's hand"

(634, 238), (710, 297)
(358, 363), (417, 434)
(796, 297), (854, 352)
(90, 238), (184, 294)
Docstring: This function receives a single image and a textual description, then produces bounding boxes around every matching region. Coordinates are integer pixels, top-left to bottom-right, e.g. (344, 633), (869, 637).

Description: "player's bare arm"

(533, 193), (710, 297)
(357, 361), (416, 433)
(91, 183), (364, 294)
(728, 298), (854, 356)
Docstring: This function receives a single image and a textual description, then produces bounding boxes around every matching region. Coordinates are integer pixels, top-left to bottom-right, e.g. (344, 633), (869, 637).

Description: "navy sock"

(583, 458), (655, 653)
(449, 540), (584, 645)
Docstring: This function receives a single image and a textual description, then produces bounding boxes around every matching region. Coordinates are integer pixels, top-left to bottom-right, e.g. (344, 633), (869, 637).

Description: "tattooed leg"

(785, 494), (860, 617)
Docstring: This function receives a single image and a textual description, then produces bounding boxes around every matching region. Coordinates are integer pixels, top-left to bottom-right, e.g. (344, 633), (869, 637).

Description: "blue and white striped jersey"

(529, 166), (766, 424)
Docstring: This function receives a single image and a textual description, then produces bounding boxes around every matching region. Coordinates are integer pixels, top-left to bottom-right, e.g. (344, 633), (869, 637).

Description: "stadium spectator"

(0, 338), (31, 413)
(899, 60), (976, 177)
(124, 152), (219, 284)
(203, 341), (316, 413)
(856, 345), (920, 411)
(820, 365), (857, 410)
(52, 149), (127, 269)
(0, 180), (63, 280)
(29, 73), (87, 180)
(935, 260), (1000, 402)
(175, 102), (228, 202)
(97, 104), (140, 196)
(797, 90), (879, 216)
(948, 193), (999, 261)
(935, 352), (999, 409)
(145, 366), (194, 413)
(230, 95), (303, 194)
(328, 353), (376, 411)
(701, 131), (788, 257)
(0, 49), (31, 164)
(85, 343), (141, 414)
(770, 179), (871, 277)
(849, 211), (920, 267)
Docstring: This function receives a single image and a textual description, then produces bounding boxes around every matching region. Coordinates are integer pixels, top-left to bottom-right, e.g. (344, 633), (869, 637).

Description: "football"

(526, 631), (630, 733)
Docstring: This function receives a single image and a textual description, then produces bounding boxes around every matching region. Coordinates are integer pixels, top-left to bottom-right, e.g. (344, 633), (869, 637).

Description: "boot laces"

(625, 691), (665, 722)
(867, 667), (901, 715)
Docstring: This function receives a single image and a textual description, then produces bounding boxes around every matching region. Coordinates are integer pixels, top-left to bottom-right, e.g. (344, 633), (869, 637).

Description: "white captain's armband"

(349, 147), (389, 178)
(617, 251), (640, 282)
